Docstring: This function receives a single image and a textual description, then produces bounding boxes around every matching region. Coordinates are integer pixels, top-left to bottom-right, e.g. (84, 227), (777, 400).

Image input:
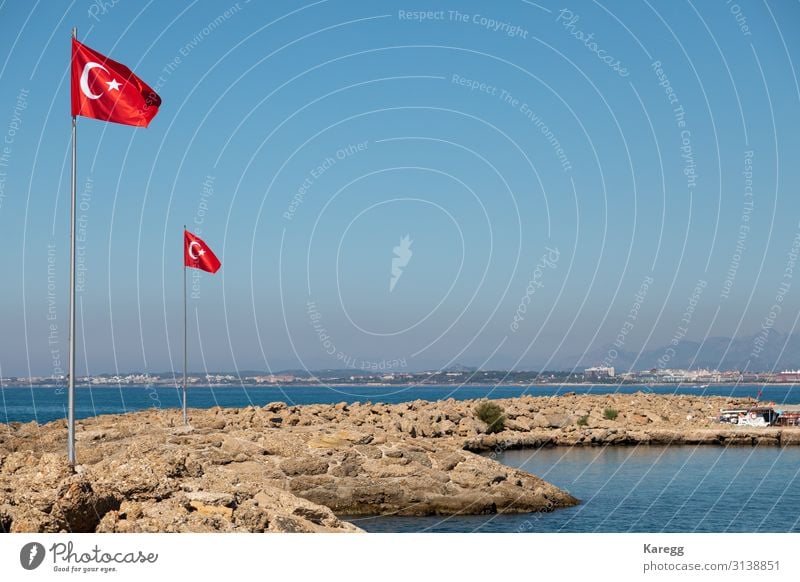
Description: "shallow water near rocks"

(349, 446), (800, 532)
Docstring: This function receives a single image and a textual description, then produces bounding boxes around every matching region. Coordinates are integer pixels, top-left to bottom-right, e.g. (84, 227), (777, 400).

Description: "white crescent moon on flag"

(188, 241), (203, 260)
(80, 62), (109, 99)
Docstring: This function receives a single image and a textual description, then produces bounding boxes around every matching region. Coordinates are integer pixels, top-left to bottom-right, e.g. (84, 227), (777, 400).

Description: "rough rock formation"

(247, 392), (794, 448)
(0, 447), (359, 533)
(0, 396), (583, 533)
(3, 393), (794, 533)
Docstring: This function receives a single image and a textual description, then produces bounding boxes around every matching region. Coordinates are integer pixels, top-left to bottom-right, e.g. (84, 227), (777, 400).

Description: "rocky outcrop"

(0, 447), (359, 534)
(462, 427), (796, 451)
(4, 392), (793, 533)
(219, 393), (795, 449)
(0, 400), (581, 533)
(279, 431), (572, 516)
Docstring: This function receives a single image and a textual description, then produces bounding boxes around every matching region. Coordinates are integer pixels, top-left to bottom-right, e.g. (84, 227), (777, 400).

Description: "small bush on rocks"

(474, 402), (506, 434)
(603, 408), (619, 421)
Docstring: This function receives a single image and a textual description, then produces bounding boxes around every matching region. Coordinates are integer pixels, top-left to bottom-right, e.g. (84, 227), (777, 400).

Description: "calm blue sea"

(351, 446), (800, 533)
(1, 383), (798, 425)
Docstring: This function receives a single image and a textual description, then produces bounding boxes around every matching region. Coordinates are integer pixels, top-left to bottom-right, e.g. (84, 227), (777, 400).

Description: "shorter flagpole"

(183, 226), (188, 425)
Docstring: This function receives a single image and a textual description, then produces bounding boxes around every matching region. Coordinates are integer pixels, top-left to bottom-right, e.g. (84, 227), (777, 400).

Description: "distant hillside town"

(583, 366), (800, 384)
(5, 366), (800, 387)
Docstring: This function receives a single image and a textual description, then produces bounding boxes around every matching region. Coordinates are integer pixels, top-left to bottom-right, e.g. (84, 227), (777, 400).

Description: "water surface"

(350, 446), (800, 532)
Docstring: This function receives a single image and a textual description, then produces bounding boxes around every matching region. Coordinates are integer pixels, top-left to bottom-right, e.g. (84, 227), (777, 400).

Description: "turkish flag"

(71, 38), (161, 127)
(184, 230), (221, 273)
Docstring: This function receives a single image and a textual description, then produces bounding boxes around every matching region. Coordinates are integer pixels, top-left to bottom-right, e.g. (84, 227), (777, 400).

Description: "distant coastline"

(7, 365), (797, 390)
(4, 381), (797, 389)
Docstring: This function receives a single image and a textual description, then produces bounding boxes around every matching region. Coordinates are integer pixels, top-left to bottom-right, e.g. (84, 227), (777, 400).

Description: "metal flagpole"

(67, 27), (78, 466)
(183, 226), (188, 425)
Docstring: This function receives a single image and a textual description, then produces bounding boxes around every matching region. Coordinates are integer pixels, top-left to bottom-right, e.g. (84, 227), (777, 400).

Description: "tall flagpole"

(183, 226), (188, 425)
(67, 27), (78, 465)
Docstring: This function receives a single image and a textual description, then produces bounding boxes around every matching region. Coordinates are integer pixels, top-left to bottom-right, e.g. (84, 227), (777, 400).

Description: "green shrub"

(474, 401), (506, 434)
(603, 408), (618, 421)
(577, 415), (589, 427)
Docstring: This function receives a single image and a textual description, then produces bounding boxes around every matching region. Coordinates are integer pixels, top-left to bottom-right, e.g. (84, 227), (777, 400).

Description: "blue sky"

(0, 0), (798, 376)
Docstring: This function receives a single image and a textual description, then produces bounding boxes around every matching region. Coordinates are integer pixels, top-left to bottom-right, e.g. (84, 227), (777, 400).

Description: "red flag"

(184, 230), (221, 273)
(71, 38), (161, 127)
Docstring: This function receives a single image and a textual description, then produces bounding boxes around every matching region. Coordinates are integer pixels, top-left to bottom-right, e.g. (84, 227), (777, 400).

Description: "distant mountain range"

(548, 331), (799, 373)
(17, 334), (800, 379)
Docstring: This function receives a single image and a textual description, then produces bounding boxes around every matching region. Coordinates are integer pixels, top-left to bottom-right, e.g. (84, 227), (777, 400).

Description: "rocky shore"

(1, 393), (795, 533)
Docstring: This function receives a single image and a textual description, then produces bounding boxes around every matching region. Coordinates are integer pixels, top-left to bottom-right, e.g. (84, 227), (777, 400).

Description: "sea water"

(350, 446), (800, 533)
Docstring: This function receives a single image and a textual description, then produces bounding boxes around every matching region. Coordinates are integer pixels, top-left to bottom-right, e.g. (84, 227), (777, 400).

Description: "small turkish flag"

(184, 230), (221, 273)
(71, 38), (161, 127)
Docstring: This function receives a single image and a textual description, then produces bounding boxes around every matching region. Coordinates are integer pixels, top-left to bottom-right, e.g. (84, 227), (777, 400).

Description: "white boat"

(735, 412), (768, 427)
(719, 407), (777, 426)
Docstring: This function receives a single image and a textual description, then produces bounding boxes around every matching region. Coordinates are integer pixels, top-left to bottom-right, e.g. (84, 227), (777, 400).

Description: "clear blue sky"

(0, 0), (798, 377)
